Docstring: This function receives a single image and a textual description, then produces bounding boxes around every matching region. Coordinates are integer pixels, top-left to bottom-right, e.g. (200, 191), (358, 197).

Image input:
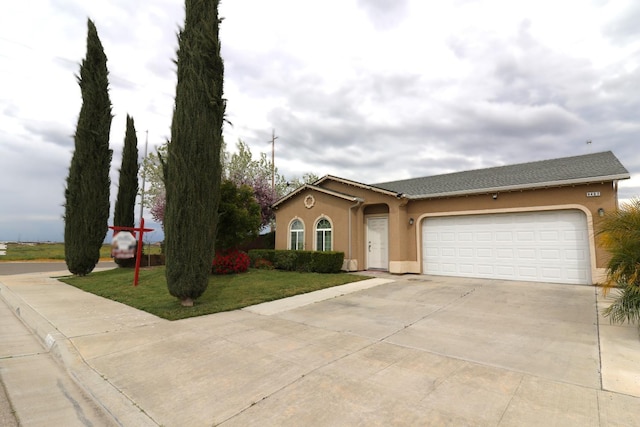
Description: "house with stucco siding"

(272, 151), (630, 285)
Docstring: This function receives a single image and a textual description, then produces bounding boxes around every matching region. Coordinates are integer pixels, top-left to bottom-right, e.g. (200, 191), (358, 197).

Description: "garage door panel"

(422, 210), (591, 285)
(424, 248), (440, 257)
(441, 263), (457, 273)
(566, 269), (588, 280)
(496, 266), (515, 276)
(566, 250), (586, 261)
(424, 232), (439, 241)
(563, 230), (586, 241)
(540, 231), (560, 241)
(459, 264), (474, 273)
(459, 248), (474, 258)
(516, 231), (536, 242)
(477, 248), (492, 257)
(477, 264), (494, 274)
(518, 266), (538, 278)
(476, 216), (494, 226)
(424, 262), (442, 273)
(517, 248), (537, 260)
(442, 232), (457, 242)
(476, 232), (492, 241)
(541, 267), (563, 280)
(458, 232), (473, 241)
(496, 248), (514, 259)
(496, 231), (513, 241)
(538, 212), (564, 221)
(441, 247), (456, 257)
(539, 249), (560, 260)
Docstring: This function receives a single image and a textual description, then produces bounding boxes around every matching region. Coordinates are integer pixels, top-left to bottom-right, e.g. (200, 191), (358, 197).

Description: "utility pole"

(139, 130), (149, 221)
(269, 129), (278, 189)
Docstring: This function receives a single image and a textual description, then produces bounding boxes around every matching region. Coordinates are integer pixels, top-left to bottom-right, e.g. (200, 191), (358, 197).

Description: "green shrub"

(294, 251), (314, 272)
(249, 249), (275, 266)
(312, 251), (344, 273)
(274, 251), (297, 271)
(253, 258), (274, 270)
(598, 198), (640, 325)
(248, 249), (344, 273)
(602, 286), (640, 325)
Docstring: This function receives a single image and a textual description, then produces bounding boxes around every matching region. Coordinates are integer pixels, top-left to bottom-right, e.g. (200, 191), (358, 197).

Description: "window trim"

(314, 216), (333, 251)
(289, 218), (305, 250)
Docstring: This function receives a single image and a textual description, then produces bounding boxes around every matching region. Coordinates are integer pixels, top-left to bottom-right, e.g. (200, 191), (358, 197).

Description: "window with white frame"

(289, 219), (304, 250)
(315, 218), (332, 251)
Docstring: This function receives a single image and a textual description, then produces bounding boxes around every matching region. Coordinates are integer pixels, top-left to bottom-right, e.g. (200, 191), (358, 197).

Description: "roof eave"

(407, 173), (631, 200)
(272, 183), (363, 209)
(318, 175), (400, 197)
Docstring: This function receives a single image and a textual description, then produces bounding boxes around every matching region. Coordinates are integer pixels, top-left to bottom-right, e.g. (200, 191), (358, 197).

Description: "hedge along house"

(272, 151), (630, 285)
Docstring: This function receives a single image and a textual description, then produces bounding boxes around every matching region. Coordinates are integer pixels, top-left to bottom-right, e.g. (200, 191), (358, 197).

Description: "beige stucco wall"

(274, 189), (357, 254)
(274, 180), (620, 283)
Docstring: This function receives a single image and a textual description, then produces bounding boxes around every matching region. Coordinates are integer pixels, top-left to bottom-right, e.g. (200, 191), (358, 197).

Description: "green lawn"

(60, 267), (368, 321)
(0, 242), (161, 261)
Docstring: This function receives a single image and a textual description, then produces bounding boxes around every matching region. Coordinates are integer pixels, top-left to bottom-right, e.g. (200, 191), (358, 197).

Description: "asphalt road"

(0, 261), (116, 276)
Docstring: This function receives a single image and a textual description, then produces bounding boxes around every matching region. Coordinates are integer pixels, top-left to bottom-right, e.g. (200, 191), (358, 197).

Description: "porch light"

(598, 208), (605, 217)
(409, 218), (415, 225)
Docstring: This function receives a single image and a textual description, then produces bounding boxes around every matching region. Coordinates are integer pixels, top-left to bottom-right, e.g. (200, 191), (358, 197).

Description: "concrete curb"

(0, 279), (158, 426)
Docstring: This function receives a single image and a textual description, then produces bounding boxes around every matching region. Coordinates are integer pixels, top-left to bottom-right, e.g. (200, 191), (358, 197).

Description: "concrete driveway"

(1, 271), (639, 426)
(268, 275), (600, 387)
(239, 274), (638, 426)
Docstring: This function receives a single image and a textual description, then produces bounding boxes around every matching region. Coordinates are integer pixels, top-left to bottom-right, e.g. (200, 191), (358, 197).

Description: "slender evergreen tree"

(64, 19), (113, 276)
(113, 115), (139, 267)
(165, 0), (225, 306)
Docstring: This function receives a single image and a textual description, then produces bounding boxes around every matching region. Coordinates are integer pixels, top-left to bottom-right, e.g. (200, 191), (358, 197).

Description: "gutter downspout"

(348, 198), (364, 272)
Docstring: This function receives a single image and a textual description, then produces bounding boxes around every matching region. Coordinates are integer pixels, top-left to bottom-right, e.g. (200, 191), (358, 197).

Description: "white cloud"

(0, 0), (638, 241)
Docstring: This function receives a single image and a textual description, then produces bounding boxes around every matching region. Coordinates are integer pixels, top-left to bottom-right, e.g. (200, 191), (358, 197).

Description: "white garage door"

(422, 210), (591, 284)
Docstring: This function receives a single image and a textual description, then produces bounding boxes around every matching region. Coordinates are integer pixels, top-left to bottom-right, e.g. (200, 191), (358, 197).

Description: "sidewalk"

(0, 288), (116, 426)
(1, 269), (639, 426)
(0, 269), (155, 426)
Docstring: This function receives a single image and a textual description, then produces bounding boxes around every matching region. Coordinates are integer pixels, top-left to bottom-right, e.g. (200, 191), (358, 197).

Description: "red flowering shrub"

(212, 249), (250, 275)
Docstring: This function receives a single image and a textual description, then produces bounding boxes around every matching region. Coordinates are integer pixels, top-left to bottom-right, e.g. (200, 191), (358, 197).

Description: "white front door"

(367, 217), (388, 270)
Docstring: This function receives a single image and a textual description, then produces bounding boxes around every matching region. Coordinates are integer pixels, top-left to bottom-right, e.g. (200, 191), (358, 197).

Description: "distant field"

(0, 242), (161, 261)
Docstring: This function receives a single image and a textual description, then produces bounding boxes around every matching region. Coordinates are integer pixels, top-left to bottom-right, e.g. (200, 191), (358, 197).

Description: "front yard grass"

(0, 242), (161, 261)
(60, 267), (368, 321)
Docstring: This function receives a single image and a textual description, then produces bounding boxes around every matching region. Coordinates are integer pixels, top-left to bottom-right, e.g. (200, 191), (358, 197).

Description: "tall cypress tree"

(165, 0), (225, 306)
(64, 19), (113, 276)
(113, 115), (139, 267)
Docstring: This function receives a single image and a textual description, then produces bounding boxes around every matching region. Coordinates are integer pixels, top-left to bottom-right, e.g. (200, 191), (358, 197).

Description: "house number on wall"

(586, 191), (601, 197)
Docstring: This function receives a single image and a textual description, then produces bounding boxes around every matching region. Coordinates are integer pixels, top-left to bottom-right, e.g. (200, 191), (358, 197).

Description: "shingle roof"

(372, 151), (630, 199)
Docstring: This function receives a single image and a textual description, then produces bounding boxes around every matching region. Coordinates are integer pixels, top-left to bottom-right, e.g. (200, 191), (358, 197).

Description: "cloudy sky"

(1, 0), (638, 242)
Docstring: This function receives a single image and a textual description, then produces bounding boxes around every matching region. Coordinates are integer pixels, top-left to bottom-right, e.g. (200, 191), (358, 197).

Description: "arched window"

(289, 219), (304, 250)
(315, 218), (332, 251)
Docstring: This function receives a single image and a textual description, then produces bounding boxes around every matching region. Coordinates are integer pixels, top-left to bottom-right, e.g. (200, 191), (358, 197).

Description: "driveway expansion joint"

(594, 285), (604, 391)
